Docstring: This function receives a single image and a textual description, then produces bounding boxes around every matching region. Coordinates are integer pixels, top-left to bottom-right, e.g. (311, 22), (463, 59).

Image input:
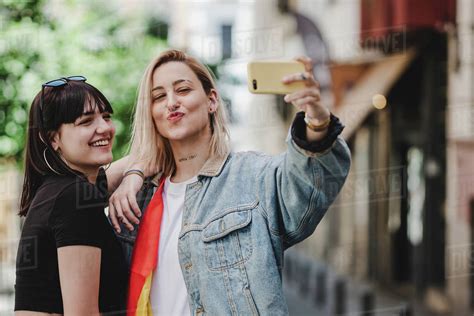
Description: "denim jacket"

(117, 113), (351, 315)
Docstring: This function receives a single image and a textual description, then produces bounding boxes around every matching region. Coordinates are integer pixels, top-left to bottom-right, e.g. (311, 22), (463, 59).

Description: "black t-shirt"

(15, 170), (128, 315)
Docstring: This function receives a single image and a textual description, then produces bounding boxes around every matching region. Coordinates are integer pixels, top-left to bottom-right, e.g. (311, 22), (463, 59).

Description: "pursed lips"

(167, 112), (185, 121)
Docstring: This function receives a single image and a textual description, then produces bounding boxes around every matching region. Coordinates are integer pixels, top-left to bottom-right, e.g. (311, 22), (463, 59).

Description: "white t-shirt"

(150, 176), (197, 316)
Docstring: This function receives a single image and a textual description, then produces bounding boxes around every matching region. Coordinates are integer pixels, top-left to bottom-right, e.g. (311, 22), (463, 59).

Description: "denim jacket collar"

(150, 150), (231, 186)
(197, 151), (230, 177)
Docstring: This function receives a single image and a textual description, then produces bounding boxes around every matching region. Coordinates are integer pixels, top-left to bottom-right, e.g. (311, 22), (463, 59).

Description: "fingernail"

(137, 212), (142, 217)
(282, 76), (288, 82)
(284, 95), (289, 102)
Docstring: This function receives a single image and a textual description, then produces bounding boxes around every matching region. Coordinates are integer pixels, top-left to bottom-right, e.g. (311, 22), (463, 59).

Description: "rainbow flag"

(127, 178), (165, 316)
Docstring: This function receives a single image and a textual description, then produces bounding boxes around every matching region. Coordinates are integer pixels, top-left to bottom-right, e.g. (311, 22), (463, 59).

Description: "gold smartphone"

(247, 60), (306, 94)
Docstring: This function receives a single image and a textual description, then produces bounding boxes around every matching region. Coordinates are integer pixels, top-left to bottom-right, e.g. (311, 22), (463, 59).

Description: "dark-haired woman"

(15, 77), (128, 315)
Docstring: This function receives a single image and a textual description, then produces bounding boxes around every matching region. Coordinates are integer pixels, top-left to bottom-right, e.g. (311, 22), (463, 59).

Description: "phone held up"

(247, 60), (306, 95)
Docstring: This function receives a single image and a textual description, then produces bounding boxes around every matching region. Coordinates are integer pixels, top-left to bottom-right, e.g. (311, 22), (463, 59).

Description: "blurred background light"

(372, 93), (387, 110)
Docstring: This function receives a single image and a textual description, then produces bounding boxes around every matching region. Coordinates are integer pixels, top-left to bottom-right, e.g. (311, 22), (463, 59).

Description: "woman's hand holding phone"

(282, 57), (330, 122)
(282, 57), (331, 141)
(247, 57), (330, 140)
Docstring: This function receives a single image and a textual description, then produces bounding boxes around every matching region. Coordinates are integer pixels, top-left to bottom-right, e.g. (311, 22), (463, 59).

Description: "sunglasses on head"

(40, 75), (87, 111)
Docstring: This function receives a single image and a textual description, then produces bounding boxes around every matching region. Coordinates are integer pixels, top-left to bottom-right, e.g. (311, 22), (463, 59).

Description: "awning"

(334, 49), (416, 140)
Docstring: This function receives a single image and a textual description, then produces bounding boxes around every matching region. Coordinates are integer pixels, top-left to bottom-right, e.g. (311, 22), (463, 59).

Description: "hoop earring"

(43, 148), (62, 175)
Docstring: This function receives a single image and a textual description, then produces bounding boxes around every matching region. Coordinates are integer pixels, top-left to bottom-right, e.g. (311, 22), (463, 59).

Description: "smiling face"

(51, 101), (115, 177)
(151, 61), (217, 143)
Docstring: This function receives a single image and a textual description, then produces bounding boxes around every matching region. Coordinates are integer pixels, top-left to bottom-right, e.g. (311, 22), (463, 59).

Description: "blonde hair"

(129, 49), (230, 176)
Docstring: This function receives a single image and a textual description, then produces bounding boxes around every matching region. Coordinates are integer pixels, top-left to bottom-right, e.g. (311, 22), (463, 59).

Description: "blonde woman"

(109, 49), (350, 315)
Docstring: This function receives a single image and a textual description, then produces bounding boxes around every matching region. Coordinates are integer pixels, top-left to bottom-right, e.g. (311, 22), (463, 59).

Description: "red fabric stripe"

(127, 178), (165, 316)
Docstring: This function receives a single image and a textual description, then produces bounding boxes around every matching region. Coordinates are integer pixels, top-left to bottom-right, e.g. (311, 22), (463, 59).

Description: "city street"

(0, 0), (470, 314)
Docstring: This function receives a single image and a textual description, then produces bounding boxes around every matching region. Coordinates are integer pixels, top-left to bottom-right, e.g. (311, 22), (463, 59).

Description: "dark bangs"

(42, 81), (113, 131)
(20, 79), (114, 216)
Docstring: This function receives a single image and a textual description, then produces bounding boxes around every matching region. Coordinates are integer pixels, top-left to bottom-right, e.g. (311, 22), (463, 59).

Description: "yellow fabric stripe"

(136, 273), (153, 316)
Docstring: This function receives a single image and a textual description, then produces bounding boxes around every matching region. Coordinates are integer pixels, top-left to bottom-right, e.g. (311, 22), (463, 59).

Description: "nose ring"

(168, 103), (179, 111)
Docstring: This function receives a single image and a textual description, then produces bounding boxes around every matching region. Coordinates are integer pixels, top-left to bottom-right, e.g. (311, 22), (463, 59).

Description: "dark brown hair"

(20, 81), (113, 216)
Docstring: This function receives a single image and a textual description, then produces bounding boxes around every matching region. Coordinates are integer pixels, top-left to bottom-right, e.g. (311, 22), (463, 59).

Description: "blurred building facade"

(1, 0), (472, 314)
(446, 0), (474, 313)
(299, 0), (465, 314)
(297, 0), (468, 314)
(166, 0), (473, 314)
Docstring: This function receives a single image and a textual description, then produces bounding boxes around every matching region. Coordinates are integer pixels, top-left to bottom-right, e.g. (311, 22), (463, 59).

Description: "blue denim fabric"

(117, 131), (351, 315)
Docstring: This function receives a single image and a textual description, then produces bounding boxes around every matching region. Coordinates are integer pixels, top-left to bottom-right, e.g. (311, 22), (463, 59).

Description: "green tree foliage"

(0, 0), (167, 164)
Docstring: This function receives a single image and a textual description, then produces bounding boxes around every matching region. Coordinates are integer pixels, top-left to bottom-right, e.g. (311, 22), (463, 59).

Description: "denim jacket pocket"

(202, 205), (255, 270)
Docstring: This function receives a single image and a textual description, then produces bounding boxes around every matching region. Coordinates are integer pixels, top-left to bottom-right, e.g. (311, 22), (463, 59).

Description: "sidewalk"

(283, 249), (441, 316)
(0, 253), (449, 316)
(284, 276), (412, 315)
